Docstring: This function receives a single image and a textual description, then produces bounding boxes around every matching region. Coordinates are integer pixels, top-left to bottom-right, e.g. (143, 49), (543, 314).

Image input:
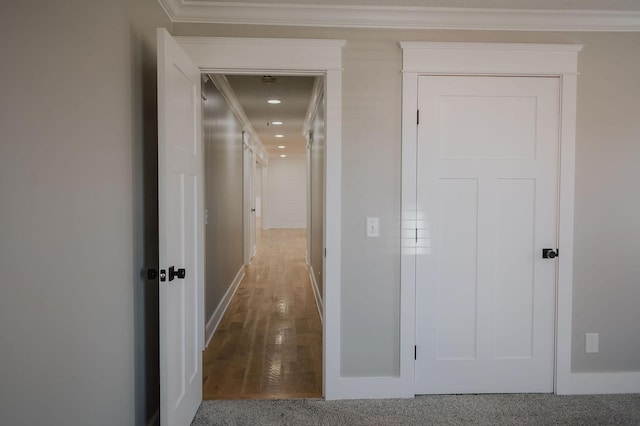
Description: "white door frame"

(242, 131), (258, 265)
(400, 42), (583, 396)
(175, 36), (345, 399)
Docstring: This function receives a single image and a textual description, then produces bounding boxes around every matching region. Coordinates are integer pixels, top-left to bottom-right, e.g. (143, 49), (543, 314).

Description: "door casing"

(175, 36), (347, 399)
(400, 42), (583, 396)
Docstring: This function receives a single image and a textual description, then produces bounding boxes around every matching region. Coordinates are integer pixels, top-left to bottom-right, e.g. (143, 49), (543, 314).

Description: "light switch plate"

(366, 217), (380, 238)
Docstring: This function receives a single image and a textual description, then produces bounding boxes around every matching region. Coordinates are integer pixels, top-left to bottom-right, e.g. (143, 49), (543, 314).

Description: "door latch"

(542, 248), (559, 259)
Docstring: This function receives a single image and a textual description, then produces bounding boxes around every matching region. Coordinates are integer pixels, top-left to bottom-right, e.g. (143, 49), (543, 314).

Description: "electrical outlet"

(585, 333), (599, 354)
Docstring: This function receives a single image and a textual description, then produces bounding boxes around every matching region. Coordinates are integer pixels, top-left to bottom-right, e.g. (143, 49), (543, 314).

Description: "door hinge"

(417, 110), (420, 125)
(414, 345), (417, 360)
(324, 248), (327, 258)
(415, 228), (418, 243)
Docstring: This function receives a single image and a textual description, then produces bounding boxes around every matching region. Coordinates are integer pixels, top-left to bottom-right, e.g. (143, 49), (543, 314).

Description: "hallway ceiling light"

(271, 121), (283, 125)
(277, 145), (286, 149)
(280, 154), (287, 158)
(275, 134), (284, 138)
(267, 99), (281, 104)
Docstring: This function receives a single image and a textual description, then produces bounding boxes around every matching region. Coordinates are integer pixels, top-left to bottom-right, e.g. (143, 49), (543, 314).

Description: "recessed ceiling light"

(277, 145), (286, 149)
(275, 134), (284, 138)
(280, 154), (287, 158)
(272, 121), (283, 125)
(267, 99), (281, 104)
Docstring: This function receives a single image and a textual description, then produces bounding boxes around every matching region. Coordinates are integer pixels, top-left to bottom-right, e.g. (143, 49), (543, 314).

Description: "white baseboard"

(557, 371), (640, 394)
(308, 265), (323, 323)
(146, 409), (159, 426)
(205, 266), (245, 347)
(326, 377), (414, 400)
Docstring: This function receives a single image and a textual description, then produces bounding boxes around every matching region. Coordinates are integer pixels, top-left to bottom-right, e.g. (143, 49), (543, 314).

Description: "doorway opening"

(200, 74), (325, 399)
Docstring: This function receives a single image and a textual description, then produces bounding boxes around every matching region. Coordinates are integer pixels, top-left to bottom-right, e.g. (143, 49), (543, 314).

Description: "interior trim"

(400, 42), (582, 396)
(176, 35), (351, 399)
(158, 1), (640, 32)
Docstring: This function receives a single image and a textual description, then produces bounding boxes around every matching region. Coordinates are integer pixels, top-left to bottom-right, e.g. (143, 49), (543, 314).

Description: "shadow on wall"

(130, 25), (160, 426)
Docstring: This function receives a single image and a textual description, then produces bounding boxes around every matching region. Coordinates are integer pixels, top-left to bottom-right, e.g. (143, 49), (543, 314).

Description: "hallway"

(202, 229), (322, 400)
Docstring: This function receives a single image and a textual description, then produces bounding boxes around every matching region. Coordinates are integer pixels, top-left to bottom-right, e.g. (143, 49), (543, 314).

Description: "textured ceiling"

(225, 75), (316, 156)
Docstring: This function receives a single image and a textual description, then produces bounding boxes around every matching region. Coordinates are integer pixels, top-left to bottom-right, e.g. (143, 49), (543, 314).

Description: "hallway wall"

(203, 79), (245, 322)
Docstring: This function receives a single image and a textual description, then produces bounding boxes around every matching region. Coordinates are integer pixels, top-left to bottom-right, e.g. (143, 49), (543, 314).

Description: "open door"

(157, 28), (204, 426)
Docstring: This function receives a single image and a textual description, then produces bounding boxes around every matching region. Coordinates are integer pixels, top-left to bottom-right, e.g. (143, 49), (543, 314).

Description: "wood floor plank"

(202, 228), (322, 400)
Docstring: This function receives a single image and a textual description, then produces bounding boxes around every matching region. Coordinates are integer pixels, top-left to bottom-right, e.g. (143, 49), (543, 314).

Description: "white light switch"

(585, 333), (599, 354)
(366, 217), (380, 238)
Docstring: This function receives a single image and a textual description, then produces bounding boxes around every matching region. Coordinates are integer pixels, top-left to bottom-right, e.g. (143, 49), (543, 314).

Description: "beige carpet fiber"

(192, 393), (640, 425)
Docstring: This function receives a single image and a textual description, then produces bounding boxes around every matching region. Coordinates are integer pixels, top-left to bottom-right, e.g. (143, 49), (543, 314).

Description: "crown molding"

(207, 74), (267, 159)
(158, 1), (640, 31)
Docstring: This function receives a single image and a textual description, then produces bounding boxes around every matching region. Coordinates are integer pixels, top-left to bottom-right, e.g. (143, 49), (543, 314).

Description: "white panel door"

(415, 76), (559, 394)
(157, 28), (203, 425)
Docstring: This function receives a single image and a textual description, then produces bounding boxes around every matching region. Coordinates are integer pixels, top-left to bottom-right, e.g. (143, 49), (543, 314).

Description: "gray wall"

(203, 80), (245, 320)
(310, 91), (326, 299)
(1, 7), (638, 426)
(175, 23), (640, 377)
(0, 0), (170, 425)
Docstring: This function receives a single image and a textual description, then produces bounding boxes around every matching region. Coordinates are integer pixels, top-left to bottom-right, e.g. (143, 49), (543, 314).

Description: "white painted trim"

(176, 37), (345, 72)
(555, 74), (578, 395)
(158, 1), (640, 32)
(399, 71), (418, 399)
(205, 266), (245, 347)
(175, 35), (345, 400)
(557, 372), (640, 395)
(308, 265), (323, 324)
(306, 135), (312, 264)
(400, 42), (583, 75)
(326, 377), (414, 400)
(303, 76), (324, 135)
(242, 131), (253, 266)
(323, 69), (342, 400)
(401, 42), (582, 396)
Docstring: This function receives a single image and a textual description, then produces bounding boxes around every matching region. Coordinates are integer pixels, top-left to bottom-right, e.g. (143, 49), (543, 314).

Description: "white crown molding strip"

(159, 0), (640, 32)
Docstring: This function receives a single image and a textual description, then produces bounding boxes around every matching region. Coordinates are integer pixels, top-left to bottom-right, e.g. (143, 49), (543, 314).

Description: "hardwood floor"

(202, 228), (322, 400)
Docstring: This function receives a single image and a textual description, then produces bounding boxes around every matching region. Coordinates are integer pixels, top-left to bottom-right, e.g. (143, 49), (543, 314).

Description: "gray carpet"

(192, 394), (640, 425)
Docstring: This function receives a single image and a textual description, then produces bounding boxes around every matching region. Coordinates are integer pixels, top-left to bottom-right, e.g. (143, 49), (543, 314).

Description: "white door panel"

(157, 28), (203, 425)
(415, 76), (559, 394)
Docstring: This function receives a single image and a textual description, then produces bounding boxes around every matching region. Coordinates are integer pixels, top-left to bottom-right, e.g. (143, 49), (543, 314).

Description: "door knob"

(251, 208), (256, 212)
(169, 266), (186, 281)
(542, 248), (558, 259)
(147, 268), (158, 280)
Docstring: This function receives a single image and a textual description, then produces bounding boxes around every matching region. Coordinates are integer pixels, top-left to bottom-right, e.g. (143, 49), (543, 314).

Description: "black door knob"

(542, 248), (559, 259)
(169, 266), (186, 281)
(147, 268), (158, 280)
